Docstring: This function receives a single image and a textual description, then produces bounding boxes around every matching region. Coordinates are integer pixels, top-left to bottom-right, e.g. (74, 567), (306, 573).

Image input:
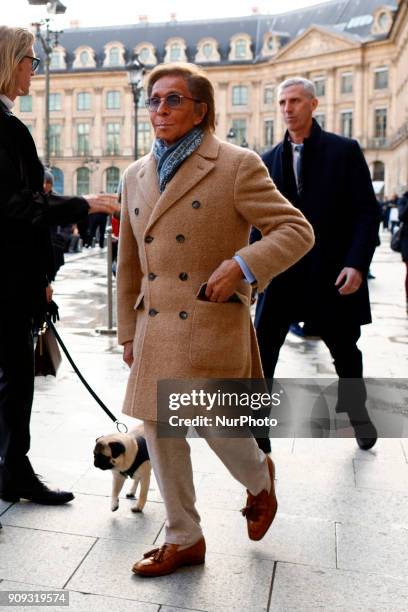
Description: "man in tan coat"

(117, 62), (314, 577)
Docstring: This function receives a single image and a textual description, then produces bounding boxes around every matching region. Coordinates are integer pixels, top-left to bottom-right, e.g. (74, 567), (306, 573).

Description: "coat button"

(192, 200), (201, 209)
(179, 272), (188, 281)
(179, 311), (188, 320)
(176, 234), (185, 243)
(148, 273), (157, 281)
(149, 308), (158, 317)
(134, 207), (139, 215)
(145, 235), (154, 243)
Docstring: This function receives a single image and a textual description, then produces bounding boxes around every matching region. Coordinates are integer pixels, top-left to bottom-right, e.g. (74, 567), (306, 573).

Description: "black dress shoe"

(354, 421), (378, 451)
(1, 476), (74, 505)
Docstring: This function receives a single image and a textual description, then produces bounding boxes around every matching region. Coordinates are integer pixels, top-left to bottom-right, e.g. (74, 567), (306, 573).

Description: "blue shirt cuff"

(233, 255), (256, 284)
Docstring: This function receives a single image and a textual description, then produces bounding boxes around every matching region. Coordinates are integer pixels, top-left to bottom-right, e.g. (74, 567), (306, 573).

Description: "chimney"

(252, 6), (260, 14)
(69, 19), (80, 28)
(139, 15), (148, 23)
(170, 12), (177, 22)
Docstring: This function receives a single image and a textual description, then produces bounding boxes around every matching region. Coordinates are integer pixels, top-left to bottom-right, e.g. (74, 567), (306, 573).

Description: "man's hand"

(335, 267), (363, 295)
(84, 193), (120, 215)
(123, 341), (134, 368)
(205, 259), (244, 302)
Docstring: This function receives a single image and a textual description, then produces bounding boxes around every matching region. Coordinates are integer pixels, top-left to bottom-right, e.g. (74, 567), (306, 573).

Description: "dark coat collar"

(283, 118), (322, 152)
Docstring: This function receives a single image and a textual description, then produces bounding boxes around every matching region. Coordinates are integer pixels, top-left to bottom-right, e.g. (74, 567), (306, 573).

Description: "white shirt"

(0, 94), (14, 110)
(290, 141), (303, 188)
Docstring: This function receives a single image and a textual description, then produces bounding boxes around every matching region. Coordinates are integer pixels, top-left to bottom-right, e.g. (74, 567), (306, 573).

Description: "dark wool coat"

(252, 119), (380, 328)
(0, 100), (89, 317)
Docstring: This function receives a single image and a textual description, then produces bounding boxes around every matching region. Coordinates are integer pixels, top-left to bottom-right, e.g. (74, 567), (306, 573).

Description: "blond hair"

(146, 62), (215, 132)
(0, 26), (35, 95)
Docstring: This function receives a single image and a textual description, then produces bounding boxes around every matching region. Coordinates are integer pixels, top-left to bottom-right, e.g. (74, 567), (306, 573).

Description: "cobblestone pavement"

(0, 233), (407, 611)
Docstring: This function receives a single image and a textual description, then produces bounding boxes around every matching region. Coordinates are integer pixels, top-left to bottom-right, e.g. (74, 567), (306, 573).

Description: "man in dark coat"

(0, 25), (119, 515)
(252, 77), (380, 453)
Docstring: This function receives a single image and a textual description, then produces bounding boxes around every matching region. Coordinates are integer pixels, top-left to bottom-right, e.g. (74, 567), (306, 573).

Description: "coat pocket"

(189, 299), (249, 371)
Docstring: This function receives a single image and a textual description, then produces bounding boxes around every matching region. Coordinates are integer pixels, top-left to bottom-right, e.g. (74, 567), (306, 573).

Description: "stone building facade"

(15, 0), (408, 197)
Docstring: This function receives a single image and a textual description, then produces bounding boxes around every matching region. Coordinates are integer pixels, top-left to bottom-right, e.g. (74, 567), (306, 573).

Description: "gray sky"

(3, 0), (327, 28)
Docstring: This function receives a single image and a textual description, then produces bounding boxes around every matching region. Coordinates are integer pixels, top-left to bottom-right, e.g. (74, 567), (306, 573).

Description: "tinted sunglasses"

(24, 56), (41, 71)
(145, 93), (201, 111)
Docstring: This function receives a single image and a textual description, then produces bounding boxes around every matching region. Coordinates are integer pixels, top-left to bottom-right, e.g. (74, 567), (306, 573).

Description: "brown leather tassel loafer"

(241, 455), (278, 541)
(132, 537), (206, 577)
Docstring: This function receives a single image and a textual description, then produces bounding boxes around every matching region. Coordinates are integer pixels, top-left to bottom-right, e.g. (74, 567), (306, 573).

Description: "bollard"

(96, 218), (117, 335)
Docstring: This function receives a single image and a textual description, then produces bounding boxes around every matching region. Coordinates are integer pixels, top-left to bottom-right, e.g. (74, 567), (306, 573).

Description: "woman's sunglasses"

(23, 56), (41, 71)
(145, 93), (201, 111)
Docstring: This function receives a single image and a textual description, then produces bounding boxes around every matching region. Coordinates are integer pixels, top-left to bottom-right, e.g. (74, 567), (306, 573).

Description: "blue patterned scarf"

(153, 127), (203, 193)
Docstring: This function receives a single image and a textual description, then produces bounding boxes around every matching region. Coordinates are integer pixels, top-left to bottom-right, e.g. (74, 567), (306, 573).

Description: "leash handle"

(47, 319), (128, 433)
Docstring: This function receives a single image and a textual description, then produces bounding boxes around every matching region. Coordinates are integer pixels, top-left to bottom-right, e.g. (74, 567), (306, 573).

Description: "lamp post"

(126, 55), (145, 161)
(227, 127), (236, 143)
(29, 1), (66, 168)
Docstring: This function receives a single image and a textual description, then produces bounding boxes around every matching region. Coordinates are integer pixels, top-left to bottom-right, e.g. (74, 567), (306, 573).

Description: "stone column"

(63, 88), (73, 157)
(36, 90), (45, 159)
(216, 82), (228, 140)
(326, 68), (335, 132)
(123, 88), (133, 157)
(93, 87), (103, 157)
(251, 80), (261, 150)
(354, 65), (364, 143)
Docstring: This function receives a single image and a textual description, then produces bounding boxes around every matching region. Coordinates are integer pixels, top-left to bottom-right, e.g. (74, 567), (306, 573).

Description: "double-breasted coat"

(117, 132), (315, 422)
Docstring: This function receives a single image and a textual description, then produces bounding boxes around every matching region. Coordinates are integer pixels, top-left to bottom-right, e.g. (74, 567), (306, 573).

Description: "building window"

(76, 167), (90, 195)
(77, 92), (91, 111)
(202, 43), (213, 59)
(264, 86), (274, 105)
(170, 43), (181, 61)
(314, 77), (326, 97)
(314, 113), (326, 129)
(109, 47), (120, 66)
(106, 122), (120, 155)
(51, 167), (64, 194)
(79, 50), (89, 66)
(232, 85), (248, 106)
(372, 160), (385, 181)
(106, 167), (120, 193)
(25, 124), (33, 135)
(235, 39), (247, 59)
(341, 72), (353, 94)
(50, 51), (61, 69)
(374, 67), (388, 90)
(139, 47), (150, 63)
(49, 124), (62, 156)
(20, 95), (32, 112)
(374, 108), (387, 138)
(106, 90), (121, 110)
(138, 121), (152, 156)
(232, 118), (247, 145)
(340, 111), (353, 138)
(264, 120), (274, 147)
(76, 123), (90, 155)
(49, 93), (61, 111)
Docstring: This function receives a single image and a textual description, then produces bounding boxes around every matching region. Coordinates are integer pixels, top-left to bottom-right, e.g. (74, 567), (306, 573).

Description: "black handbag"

(34, 322), (62, 377)
(391, 226), (402, 252)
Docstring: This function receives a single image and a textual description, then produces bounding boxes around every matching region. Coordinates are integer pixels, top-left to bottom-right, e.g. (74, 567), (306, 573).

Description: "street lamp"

(28, 1), (67, 14)
(31, 16), (65, 167)
(127, 55), (146, 161)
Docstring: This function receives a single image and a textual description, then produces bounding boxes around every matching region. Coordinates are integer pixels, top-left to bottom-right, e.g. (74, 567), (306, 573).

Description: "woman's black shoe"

(255, 437), (272, 454)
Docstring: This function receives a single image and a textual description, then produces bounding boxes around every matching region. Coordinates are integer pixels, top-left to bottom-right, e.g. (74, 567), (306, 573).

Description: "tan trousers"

(143, 420), (271, 546)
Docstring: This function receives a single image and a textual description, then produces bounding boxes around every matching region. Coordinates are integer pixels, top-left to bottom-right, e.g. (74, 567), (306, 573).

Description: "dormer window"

(195, 38), (220, 63)
(261, 33), (281, 57)
(73, 46), (96, 69)
(109, 47), (120, 66)
(229, 34), (252, 61)
(164, 38), (187, 63)
(134, 43), (157, 66)
(49, 45), (66, 70)
(371, 6), (394, 35)
(103, 43), (125, 67)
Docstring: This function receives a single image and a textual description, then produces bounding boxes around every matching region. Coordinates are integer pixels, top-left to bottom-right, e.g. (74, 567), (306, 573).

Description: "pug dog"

(93, 425), (151, 513)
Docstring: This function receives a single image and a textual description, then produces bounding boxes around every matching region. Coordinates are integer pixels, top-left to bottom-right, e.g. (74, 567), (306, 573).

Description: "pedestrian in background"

(397, 190), (408, 314)
(0, 26), (119, 514)
(251, 77), (380, 454)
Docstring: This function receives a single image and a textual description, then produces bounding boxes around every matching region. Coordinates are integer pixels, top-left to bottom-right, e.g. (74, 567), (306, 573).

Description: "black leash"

(47, 319), (128, 433)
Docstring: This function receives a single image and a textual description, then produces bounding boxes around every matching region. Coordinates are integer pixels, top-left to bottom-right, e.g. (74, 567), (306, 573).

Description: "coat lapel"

(145, 133), (219, 233)
(136, 154), (160, 210)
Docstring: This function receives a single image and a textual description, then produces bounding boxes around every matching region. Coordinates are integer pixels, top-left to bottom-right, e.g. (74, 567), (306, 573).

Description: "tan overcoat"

(117, 132), (314, 422)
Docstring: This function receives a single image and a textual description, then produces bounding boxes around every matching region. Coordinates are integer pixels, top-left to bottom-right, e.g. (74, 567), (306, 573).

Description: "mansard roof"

(35, 0), (398, 72)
